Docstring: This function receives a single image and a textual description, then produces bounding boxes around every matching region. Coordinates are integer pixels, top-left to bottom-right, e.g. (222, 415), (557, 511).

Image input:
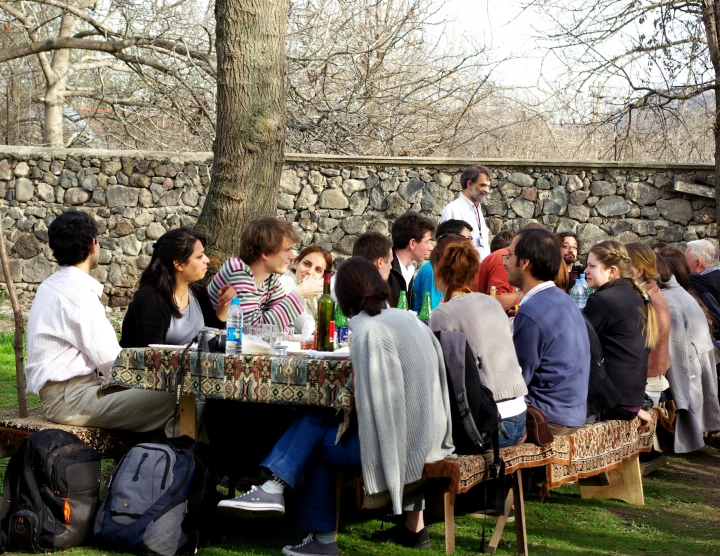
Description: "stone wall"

(0, 146), (715, 304)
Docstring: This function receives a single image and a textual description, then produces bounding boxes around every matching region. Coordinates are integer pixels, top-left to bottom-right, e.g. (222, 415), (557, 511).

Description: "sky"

(437, 1), (556, 88)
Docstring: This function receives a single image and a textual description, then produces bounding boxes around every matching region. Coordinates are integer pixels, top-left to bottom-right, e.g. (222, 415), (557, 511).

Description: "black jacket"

(583, 278), (650, 407)
(387, 250), (414, 308)
(689, 271), (720, 340)
(120, 285), (223, 348)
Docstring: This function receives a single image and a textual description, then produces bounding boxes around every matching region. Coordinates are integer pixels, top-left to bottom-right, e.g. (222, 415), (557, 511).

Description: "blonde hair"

(589, 240), (659, 349)
(624, 242), (661, 284)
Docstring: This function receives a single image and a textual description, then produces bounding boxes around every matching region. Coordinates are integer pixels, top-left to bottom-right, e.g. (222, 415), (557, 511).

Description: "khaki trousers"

(40, 373), (176, 437)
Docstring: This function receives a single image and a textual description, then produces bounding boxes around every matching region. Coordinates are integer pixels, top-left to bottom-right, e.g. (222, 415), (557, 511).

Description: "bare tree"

(284, 0), (494, 156)
(517, 0), (720, 232)
(0, 0), (216, 147)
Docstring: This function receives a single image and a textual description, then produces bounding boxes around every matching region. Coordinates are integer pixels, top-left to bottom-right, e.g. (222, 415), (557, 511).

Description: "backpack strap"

(0, 441), (23, 551)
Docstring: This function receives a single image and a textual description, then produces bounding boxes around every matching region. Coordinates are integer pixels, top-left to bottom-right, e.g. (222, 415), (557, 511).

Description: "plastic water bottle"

(579, 273), (590, 305)
(570, 279), (586, 309)
(225, 298), (243, 355)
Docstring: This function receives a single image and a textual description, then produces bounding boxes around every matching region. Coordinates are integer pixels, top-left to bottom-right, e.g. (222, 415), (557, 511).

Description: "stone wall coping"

(0, 145), (713, 172)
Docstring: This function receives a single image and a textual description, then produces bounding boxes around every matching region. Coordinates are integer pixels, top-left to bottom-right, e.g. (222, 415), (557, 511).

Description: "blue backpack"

(94, 443), (204, 556)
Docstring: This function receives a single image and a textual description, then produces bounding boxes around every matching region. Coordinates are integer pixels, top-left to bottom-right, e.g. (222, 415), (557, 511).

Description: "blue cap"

(580, 273), (586, 279)
(231, 298), (240, 305)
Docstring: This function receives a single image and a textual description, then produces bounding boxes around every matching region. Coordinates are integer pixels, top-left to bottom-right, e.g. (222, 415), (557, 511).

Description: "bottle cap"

(580, 273), (586, 279)
(231, 298), (240, 305)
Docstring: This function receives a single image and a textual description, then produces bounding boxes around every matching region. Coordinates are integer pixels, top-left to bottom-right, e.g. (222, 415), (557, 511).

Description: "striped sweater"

(207, 257), (305, 333)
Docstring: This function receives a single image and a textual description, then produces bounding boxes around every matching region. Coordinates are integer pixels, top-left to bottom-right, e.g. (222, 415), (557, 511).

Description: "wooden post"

(443, 484), (455, 554)
(178, 395), (197, 438)
(0, 222), (27, 417)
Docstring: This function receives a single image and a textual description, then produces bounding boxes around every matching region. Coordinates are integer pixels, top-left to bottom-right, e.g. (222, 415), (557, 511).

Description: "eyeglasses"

(502, 251), (515, 262)
(436, 233), (473, 242)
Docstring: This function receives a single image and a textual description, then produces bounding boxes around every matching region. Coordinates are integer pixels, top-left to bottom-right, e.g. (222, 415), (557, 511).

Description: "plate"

(148, 343), (195, 350)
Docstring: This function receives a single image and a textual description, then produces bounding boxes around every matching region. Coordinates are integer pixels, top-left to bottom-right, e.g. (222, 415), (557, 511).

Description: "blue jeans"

(261, 411), (361, 533)
(498, 411), (526, 448)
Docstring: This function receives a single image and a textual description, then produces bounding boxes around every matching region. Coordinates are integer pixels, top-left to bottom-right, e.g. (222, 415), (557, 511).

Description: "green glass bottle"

(397, 290), (409, 310)
(317, 270), (335, 352)
(418, 292), (431, 325)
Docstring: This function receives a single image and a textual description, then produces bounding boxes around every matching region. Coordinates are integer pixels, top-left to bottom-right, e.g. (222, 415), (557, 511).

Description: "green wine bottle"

(317, 270), (335, 351)
(397, 290), (409, 310)
(334, 304), (349, 346)
(418, 292), (431, 325)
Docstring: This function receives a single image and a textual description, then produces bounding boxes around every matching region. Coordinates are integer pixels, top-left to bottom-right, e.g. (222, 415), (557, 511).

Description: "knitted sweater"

(207, 257), (304, 333)
(430, 293), (527, 401)
(349, 309), (455, 514)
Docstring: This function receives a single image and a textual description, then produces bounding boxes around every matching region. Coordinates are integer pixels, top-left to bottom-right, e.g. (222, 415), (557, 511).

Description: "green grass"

(1, 331), (719, 554)
(0, 331), (41, 411)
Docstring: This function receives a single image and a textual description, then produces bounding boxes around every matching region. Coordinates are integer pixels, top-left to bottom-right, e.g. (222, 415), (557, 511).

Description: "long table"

(99, 347), (354, 437)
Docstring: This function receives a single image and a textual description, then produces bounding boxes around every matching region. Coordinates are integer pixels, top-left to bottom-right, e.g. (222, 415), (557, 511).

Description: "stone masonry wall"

(0, 146), (715, 305)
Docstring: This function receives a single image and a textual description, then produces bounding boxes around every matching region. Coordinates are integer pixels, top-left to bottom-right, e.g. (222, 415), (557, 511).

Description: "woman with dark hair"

(120, 227), (236, 347)
(430, 241), (528, 448)
(218, 258), (454, 555)
(658, 247), (692, 290)
(279, 245), (332, 334)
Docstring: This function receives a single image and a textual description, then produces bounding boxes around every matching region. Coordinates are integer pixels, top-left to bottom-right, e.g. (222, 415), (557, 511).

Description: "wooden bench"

(0, 415), (143, 460)
(367, 413), (657, 554)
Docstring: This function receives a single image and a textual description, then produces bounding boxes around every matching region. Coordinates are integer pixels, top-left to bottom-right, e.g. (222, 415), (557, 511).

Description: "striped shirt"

(25, 266), (121, 394)
(207, 257), (305, 333)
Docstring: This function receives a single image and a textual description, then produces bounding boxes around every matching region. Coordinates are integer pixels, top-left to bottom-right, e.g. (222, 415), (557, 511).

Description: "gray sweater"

(349, 309), (455, 514)
(430, 293), (528, 401)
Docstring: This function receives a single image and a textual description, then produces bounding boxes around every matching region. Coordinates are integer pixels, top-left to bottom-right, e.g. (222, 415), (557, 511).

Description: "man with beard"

(440, 165), (491, 261)
(558, 232), (584, 288)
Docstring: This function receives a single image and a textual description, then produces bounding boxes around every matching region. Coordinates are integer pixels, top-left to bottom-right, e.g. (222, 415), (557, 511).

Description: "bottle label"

(227, 327), (241, 342)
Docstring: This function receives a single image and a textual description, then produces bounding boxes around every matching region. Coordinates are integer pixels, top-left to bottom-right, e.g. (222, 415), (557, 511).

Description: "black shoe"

(371, 524), (430, 549)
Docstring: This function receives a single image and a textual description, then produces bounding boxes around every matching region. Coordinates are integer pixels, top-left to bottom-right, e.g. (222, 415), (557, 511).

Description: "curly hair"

(48, 210), (98, 266)
(238, 217), (299, 265)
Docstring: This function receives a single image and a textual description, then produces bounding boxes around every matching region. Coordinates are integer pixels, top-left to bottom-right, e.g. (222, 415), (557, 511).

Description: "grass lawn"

(1, 331), (719, 555)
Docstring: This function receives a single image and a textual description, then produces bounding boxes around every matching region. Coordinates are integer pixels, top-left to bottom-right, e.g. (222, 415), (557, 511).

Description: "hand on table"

(295, 275), (324, 299)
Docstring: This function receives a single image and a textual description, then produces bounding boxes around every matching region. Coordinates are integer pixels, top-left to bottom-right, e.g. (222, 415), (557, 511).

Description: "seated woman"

(430, 241), (528, 448)
(625, 243), (671, 407)
(217, 258), (454, 555)
(278, 245), (332, 334)
(120, 228), (236, 347)
(656, 250), (720, 453)
(583, 240), (658, 425)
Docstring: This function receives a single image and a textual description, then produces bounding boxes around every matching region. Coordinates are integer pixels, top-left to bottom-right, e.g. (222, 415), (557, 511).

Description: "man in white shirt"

(440, 165), (491, 261)
(26, 210), (175, 434)
(387, 211), (435, 308)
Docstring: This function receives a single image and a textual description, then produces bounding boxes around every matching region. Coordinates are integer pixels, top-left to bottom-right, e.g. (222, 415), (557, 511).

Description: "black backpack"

(434, 330), (500, 455)
(0, 429), (101, 553)
(94, 441), (206, 556)
(583, 314), (621, 417)
(434, 330), (505, 514)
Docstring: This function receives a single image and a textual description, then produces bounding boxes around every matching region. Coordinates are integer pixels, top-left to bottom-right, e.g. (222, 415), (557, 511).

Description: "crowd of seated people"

(24, 195), (720, 554)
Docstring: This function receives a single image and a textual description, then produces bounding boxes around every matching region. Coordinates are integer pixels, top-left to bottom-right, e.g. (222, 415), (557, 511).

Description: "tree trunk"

(196, 0), (290, 268)
(702, 1), (720, 237)
(0, 224), (27, 417)
(43, 11), (75, 146)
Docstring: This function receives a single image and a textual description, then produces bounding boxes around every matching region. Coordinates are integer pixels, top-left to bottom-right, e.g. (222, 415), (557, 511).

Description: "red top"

(476, 248), (513, 295)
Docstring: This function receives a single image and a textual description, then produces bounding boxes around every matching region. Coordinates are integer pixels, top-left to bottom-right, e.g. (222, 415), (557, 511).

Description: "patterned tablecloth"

(99, 348), (354, 414)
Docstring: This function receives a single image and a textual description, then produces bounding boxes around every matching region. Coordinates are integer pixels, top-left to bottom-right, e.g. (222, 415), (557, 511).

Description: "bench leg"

(578, 456), (644, 505)
(443, 484), (456, 554)
(178, 394), (197, 439)
(487, 482), (514, 554)
(513, 469), (528, 556)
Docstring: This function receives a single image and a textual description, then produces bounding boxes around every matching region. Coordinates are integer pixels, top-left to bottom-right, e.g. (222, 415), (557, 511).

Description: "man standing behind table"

(440, 165), (492, 261)
(387, 211), (436, 308)
(208, 217), (323, 333)
(558, 232), (584, 288)
(26, 210), (176, 434)
(503, 227), (590, 435)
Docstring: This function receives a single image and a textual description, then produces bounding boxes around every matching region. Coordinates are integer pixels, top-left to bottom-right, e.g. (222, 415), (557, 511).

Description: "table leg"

(513, 469), (528, 555)
(178, 394), (197, 439)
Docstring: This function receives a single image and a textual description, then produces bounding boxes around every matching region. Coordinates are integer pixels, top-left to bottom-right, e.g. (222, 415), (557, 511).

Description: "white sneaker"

(217, 485), (285, 517)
